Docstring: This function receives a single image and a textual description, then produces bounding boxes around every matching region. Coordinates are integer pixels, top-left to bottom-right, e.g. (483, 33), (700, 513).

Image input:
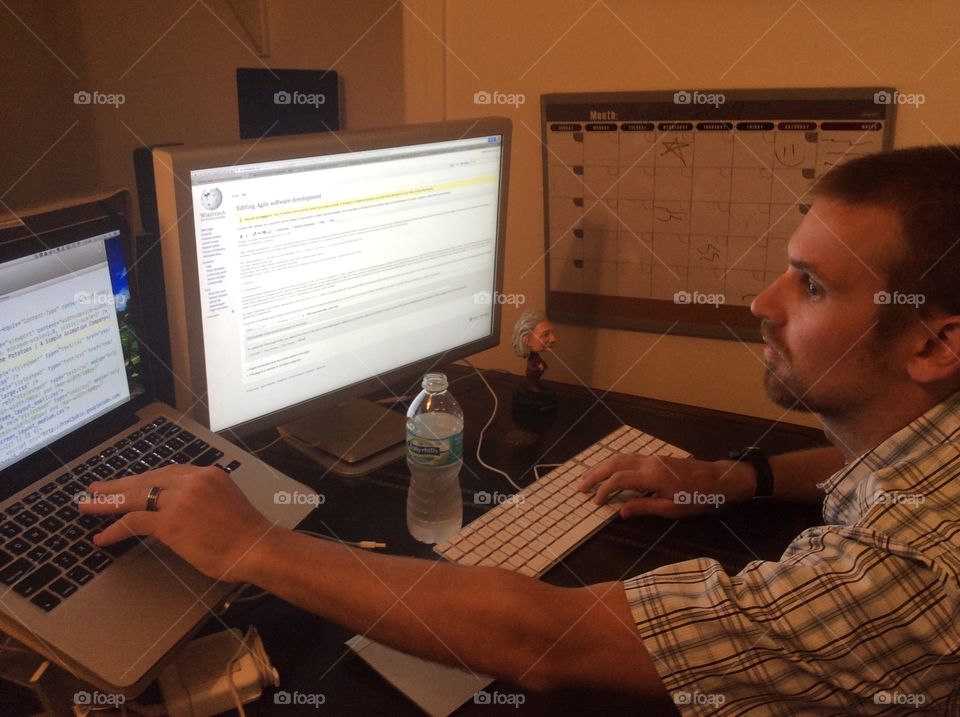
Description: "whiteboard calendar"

(541, 89), (895, 339)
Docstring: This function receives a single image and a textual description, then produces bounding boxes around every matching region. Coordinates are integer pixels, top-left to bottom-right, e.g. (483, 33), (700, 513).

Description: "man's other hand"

(578, 454), (755, 519)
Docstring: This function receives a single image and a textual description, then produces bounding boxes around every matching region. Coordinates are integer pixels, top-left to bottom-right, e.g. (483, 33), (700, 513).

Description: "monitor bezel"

(156, 117), (511, 440)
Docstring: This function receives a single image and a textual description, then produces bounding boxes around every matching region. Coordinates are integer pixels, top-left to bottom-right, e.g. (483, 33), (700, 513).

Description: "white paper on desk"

(346, 635), (493, 717)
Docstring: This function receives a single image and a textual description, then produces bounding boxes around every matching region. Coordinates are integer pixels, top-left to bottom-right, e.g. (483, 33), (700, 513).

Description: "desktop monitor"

(153, 117), (511, 475)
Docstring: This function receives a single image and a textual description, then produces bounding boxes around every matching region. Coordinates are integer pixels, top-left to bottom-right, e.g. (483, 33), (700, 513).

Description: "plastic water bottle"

(406, 373), (464, 544)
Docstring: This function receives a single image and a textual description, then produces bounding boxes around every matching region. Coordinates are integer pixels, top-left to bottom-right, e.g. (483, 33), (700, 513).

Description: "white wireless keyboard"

(435, 425), (689, 577)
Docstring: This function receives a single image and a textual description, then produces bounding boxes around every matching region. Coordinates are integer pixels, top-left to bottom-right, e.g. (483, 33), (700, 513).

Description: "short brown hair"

(813, 145), (960, 319)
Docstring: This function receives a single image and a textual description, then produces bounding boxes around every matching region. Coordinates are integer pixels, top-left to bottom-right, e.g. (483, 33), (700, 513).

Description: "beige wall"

(1, 0), (405, 227)
(403, 0), (960, 427)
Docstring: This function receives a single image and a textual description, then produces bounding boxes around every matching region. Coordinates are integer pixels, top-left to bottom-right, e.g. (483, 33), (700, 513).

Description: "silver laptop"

(0, 198), (316, 692)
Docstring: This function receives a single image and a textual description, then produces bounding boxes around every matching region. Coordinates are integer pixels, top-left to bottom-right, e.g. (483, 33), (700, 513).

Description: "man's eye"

(805, 277), (821, 296)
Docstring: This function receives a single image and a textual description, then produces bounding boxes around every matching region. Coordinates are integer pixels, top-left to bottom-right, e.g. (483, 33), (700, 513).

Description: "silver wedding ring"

(146, 485), (164, 512)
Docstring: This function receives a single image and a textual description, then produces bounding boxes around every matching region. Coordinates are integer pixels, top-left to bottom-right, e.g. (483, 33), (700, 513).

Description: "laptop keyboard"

(0, 415), (239, 612)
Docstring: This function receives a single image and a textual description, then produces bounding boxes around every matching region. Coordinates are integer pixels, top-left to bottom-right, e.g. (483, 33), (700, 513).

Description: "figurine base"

(512, 385), (558, 416)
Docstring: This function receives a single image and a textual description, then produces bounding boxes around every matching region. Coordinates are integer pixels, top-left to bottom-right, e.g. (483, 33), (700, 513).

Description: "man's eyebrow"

(789, 259), (834, 285)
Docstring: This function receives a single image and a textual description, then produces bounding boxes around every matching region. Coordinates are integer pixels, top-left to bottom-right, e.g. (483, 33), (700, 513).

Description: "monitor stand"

(277, 399), (406, 477)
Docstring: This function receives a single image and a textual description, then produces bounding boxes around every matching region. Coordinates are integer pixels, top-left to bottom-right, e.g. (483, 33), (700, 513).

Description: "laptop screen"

(0, 222), (145, 472)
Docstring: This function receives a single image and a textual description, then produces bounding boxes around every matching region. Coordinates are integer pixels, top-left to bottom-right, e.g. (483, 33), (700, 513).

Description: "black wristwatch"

(728, 446), (774, 498)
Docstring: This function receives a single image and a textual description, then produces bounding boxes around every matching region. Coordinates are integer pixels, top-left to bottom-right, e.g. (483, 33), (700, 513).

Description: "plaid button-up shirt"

(624, 391), (960, 715)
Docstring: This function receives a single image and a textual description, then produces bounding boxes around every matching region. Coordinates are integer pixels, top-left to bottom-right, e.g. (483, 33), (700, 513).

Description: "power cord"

(460, 359), (523, 491)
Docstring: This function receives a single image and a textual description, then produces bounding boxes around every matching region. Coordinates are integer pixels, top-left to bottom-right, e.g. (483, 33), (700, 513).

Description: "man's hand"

(578, 454), (756, 519)
(77, 465), (276, 583)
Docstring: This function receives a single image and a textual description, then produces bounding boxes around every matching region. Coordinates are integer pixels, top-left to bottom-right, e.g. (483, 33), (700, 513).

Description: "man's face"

(751, 199), (912, 417)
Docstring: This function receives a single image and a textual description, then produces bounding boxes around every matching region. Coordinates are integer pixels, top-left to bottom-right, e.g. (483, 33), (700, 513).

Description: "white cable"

(534, 463), (561, 481)
(461, 359), (523, 491)
(224, 627), (278, 717)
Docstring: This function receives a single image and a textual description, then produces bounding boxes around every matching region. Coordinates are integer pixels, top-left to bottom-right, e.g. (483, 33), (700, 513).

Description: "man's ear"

(907, 317), (960, 383)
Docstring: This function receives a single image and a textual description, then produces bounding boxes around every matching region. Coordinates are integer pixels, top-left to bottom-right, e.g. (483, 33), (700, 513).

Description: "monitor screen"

(154, 118), (510, 448)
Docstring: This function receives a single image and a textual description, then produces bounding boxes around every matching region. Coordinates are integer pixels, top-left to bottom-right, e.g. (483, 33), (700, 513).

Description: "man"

(81, 146), (960, 713)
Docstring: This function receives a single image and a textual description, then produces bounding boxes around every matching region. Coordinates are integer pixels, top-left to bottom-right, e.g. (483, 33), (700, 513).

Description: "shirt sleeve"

(622, 526), (958, 715)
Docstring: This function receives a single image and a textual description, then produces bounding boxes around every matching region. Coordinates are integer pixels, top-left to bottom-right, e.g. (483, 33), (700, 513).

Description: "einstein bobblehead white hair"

(511, 310), (548, 358)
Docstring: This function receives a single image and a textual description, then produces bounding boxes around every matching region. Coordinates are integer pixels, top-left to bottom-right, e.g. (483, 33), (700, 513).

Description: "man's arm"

(80, 467), (668, 697)
(580, 445), (843, 519)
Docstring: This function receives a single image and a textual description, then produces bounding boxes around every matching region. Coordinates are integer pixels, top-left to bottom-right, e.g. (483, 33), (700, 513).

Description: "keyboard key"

(192, 447), (224, 467)
(5, 538), (30, 555)
(31, 500), (54, 517)
(47, 491), (71, 507)
(12, 564), (60, 597)
(55, 473), (74, 485)
(44, 535), (69, 552)
(49, 578), (78, 599)
(22, 492), (43, 505)
(39, 482), (58, 495)
(78, 514), (100, 530)
(61, 482), (85, 496)
(5, 501), (25, 516)
(26, 546), (52, 563)
(39, 516), (65, 533)
(63, 525), (84, 542)
(93, 465), (113, 479)
(23, 527), (47, 544)
(66, 566), (93, 585)
(0, 522), (21, 538)
(181, 440), (209, 459)
(69, 542), (94, 558)
(0, 549), (13, 569)
(53, 552), (78, 569)
(82, 552), (112, 572)
(13, 512), (38, 528)
(0, 558), (33, 585)
(30, 591), (61, 612)
(56, 506), (80, 522)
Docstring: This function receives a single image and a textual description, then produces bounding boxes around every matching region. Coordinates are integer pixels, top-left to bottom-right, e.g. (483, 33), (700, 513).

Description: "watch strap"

(728, 446), (774, 498)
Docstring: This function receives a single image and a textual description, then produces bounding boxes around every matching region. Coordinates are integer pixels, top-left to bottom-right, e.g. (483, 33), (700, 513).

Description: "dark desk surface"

(229, 366), (828, 716)
(3, 367), (830, 716)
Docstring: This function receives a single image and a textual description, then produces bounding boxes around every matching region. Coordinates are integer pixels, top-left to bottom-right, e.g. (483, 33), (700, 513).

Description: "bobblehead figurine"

(511, 310), (558, 416)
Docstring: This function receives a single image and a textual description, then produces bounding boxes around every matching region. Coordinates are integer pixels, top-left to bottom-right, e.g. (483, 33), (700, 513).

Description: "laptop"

(0, 193), (317, 693)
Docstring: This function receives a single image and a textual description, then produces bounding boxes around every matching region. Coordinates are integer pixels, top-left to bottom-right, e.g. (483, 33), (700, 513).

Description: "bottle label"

(406, 431), (463, 467)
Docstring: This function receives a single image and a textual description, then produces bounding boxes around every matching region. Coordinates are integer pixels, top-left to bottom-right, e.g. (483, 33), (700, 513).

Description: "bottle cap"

(422, 372), (448, 392)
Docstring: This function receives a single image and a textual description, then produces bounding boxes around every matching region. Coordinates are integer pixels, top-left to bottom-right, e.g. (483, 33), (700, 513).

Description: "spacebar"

(534, 506), (618, 576)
